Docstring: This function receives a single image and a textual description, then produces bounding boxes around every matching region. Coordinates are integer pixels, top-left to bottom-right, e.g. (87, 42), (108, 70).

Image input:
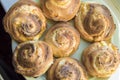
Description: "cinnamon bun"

(44, 22), (80, 57)
(13, 41), (53, 77)
(75, 2), (115, 42)
(82, 41), (120, 78)
(47, 57), (87, 80)
(3, 0), (46, 42)
(41, 0), (80, 21)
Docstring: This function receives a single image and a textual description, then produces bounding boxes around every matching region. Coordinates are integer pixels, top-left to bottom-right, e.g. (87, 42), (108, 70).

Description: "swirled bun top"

(41, 0), (80, 21)
(3, 0), (46, 42)
(82, 41), (120, 78)
(75, 2), (116, 42)
(13, 41), (53, 77)
(44, 22), (80, 57)
(48, 57), (88, 80)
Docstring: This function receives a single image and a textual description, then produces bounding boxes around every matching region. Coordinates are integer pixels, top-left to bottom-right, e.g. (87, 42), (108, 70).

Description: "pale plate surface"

(1, 0), (120, 80)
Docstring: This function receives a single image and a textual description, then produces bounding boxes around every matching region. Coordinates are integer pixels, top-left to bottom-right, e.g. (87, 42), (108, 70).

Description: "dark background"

(0, 3), (25, 80)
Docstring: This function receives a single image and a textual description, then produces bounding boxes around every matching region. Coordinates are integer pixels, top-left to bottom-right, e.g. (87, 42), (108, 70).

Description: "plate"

(1, 0), (120, 80)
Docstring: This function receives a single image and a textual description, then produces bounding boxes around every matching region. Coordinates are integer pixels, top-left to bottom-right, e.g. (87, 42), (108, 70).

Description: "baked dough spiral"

(13, 41), (53, 77)
(41, 0), (80, 21)
(82, 41), (120, 78)
(47, 57), (87, 80)
(75, 2), (116, 42)
(44, 22), (80, 57)
(3, 0), (46, 42)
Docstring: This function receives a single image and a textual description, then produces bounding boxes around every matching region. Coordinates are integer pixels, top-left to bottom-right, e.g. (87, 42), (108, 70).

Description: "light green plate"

(10, 0), (120, 80)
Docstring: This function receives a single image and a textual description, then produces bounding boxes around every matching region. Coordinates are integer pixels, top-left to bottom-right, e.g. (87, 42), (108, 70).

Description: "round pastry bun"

(13, 41), (53, 77)
(3, 0), (46, 42)
(41, 0), (80, 21)
(47, 57), (87, 80)
(75, 2), (116, 42)
(44, 22), (80, 57)
(82, 41), (120, 78)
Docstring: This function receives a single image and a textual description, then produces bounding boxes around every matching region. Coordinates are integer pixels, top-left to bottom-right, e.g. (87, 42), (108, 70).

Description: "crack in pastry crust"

(3, 0), (46, 42)
(13, 41), (53, 77)
(75, 2), (116, 42)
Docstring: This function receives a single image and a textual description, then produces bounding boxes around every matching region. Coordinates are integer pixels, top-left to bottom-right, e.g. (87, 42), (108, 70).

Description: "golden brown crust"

(3, 0), (46, 42)
(13, 41), (53, 77)
(44, 22), (80, 57)
(75, 2), (115, 42)
(47, 57), (87, 80)
(41, 0), (80, 21)
(82, 41), (120, 78)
